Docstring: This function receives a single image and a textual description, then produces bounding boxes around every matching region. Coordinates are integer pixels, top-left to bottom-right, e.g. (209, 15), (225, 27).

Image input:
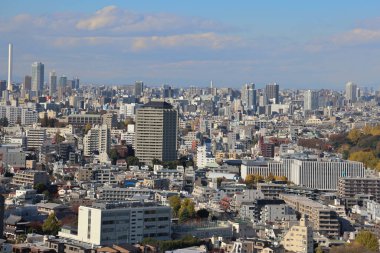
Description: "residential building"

(338, 177), (380, 202)
(31, 62), (44, 94)
(26, 128), (47, 149)
(281, 216), (313, 253)
(135, 101), (178, 165)
(83, 124), (111, 156)
(68, 114), (102, 128)
(304, 90), (319, 111)
(12, 170), (50, 187)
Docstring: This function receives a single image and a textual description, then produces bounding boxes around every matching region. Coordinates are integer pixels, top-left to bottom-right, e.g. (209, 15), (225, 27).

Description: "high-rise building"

(73, 77), (80, 90)
(304, 90), (319, 111)
(136, 101), (178, 165)
(49, 71), (57, 96)
(7, 43), (13, 91)
(265, 83), (280, 104)
(58, 75), (67, 100)
(345, 81), (357, 102)
(31, 62), (44, 94)
(134, 81), (144, 96)
(83, 124), (111, 156)
(0, 80), (6, 98)
(241, 83), (256, 112)
(23, 75), (32, 91)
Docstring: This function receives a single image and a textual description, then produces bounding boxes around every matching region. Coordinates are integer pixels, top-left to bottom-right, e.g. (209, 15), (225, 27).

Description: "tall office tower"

(49, 71), (57, 96)
(241, 83), (257, 112)
(134, 81), (144, 96)
(7, 43), (13, 91)
(135, 101), (178, 165)
(0, 80), (6, 98)
(23, 75), (32, 90)
(304, 90), (319, 111)
(58, 75), (67, 100)
(83, 124), (111, 156)
(345, 82), (357, 103)
(73, 77), (80, 89)
(31, 62), (44, 94)
(265, 83), (280, 104)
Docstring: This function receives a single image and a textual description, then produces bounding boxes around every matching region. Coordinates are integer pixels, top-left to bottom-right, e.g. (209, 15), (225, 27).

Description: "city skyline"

(1, 1), (380, 88)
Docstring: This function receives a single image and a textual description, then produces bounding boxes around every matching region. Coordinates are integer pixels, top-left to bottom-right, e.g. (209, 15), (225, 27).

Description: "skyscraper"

(7, 43), (13, 91)
(23, 75), (32, 91)
(58, 75), (67, 100)
(135, 101), (178, 165)
(265, 83), (280, 104)
(241, 83), (257, 113)
(31, 62), (44, 94)
(304, 90), (319, 111)
(134, 81), (144, 97)
(49, 71), (57, 96)
(345, 82), (357, 103)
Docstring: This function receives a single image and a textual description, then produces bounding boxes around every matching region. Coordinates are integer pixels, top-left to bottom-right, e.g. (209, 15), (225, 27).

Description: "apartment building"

(26, 128), (47, 149)
(83, 124), (111, 156)
(338, 177), (380, 202)
(98, 187), (153, 200)
(135, 101), (178, 165)
(12, 170), (49, 187)
(280, 194), (340, 237)
(281, 216), (314, 253)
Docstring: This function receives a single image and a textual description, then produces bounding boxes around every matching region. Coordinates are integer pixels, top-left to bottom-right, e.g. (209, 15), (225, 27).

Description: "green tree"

(168, 195), (181, 217)
(315, 246), (323, 253)
(196, 208), (209, 219)
(34, 183), (47, 194)
(126, 156), (140, 167)
(0, 117), (9, 127)
(354, 230), (379, 252)
(42, 213), (61, 235)
(109, 148), (119, 165)
(84, 123), (92, 134)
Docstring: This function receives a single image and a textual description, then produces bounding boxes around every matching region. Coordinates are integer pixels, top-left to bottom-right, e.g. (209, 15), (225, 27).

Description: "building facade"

(135, 101), (178, 165)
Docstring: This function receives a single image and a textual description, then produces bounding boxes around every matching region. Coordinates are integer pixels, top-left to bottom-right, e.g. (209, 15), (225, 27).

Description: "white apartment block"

(26, 128), (47, 149)
(58, 201), (171, 246)
(83, 124), (111, 156)
(196, 145), (215, 168)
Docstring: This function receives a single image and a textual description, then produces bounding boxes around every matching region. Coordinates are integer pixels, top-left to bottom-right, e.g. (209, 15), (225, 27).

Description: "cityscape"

(1, 1), (380, 253)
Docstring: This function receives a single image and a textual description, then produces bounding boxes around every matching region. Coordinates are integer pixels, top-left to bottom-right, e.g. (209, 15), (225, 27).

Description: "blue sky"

(1, 1), (380, 88)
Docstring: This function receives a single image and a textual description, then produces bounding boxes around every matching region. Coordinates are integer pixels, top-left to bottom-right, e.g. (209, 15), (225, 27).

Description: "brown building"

(338, 177), (380, 202)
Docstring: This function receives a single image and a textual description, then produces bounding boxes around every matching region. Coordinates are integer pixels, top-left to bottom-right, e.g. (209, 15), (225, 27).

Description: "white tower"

(7, 43), (13, 91)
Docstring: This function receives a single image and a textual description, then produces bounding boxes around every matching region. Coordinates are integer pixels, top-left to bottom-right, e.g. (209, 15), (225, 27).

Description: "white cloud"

(76, 5), (118, 30)
(131, 32), (241, 51)
(332, 28), (380, 45)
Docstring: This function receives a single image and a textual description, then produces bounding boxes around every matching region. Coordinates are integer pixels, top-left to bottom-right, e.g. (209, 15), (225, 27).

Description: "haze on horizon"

(1, 0), (380, 89)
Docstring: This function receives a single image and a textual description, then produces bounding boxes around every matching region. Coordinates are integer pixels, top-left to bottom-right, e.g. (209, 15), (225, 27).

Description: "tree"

(168, 195), (181, 217)
(315, 246), (323, 253)
(349, 151), (378, 168)
(84, 123), (92, 134)
(266, 173), (275, 182)
(0, 117), (9, 127)
(126, 156), (140, 167)
(34, 183), (47, 194)
(178, 198), (195, 223)
(196, 208), (209, 219)
(348, 129), (362, 144)
(109, 148), (119, 165)
(354, 230), (379, 252)
(42, 213), (61, 235)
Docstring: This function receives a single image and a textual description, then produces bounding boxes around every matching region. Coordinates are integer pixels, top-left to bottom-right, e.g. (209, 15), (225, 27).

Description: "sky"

(1, 1), (380, 89)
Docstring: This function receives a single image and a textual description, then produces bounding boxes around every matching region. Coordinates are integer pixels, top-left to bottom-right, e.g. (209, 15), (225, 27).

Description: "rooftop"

(141, 101), (173, 109)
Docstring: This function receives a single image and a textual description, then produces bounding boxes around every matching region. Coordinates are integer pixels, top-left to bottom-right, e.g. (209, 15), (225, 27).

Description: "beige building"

(282, 216), (313, 253)
(280, 194), (340, 237)
(12, 170), (49, 187)
(102, 112), (117, 129)
(135, 101), (177, 165)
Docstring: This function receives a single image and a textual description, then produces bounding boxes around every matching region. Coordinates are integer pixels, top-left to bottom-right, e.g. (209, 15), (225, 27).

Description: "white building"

(83, 124), (111, 156)
(241, 157), (365, 190)
(304, 90), (319, 111)
(345, 81), (357, 102)
(58, 201), (171, 246)
(196, 145), (215, 168)
(26, 128), (47, 149)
